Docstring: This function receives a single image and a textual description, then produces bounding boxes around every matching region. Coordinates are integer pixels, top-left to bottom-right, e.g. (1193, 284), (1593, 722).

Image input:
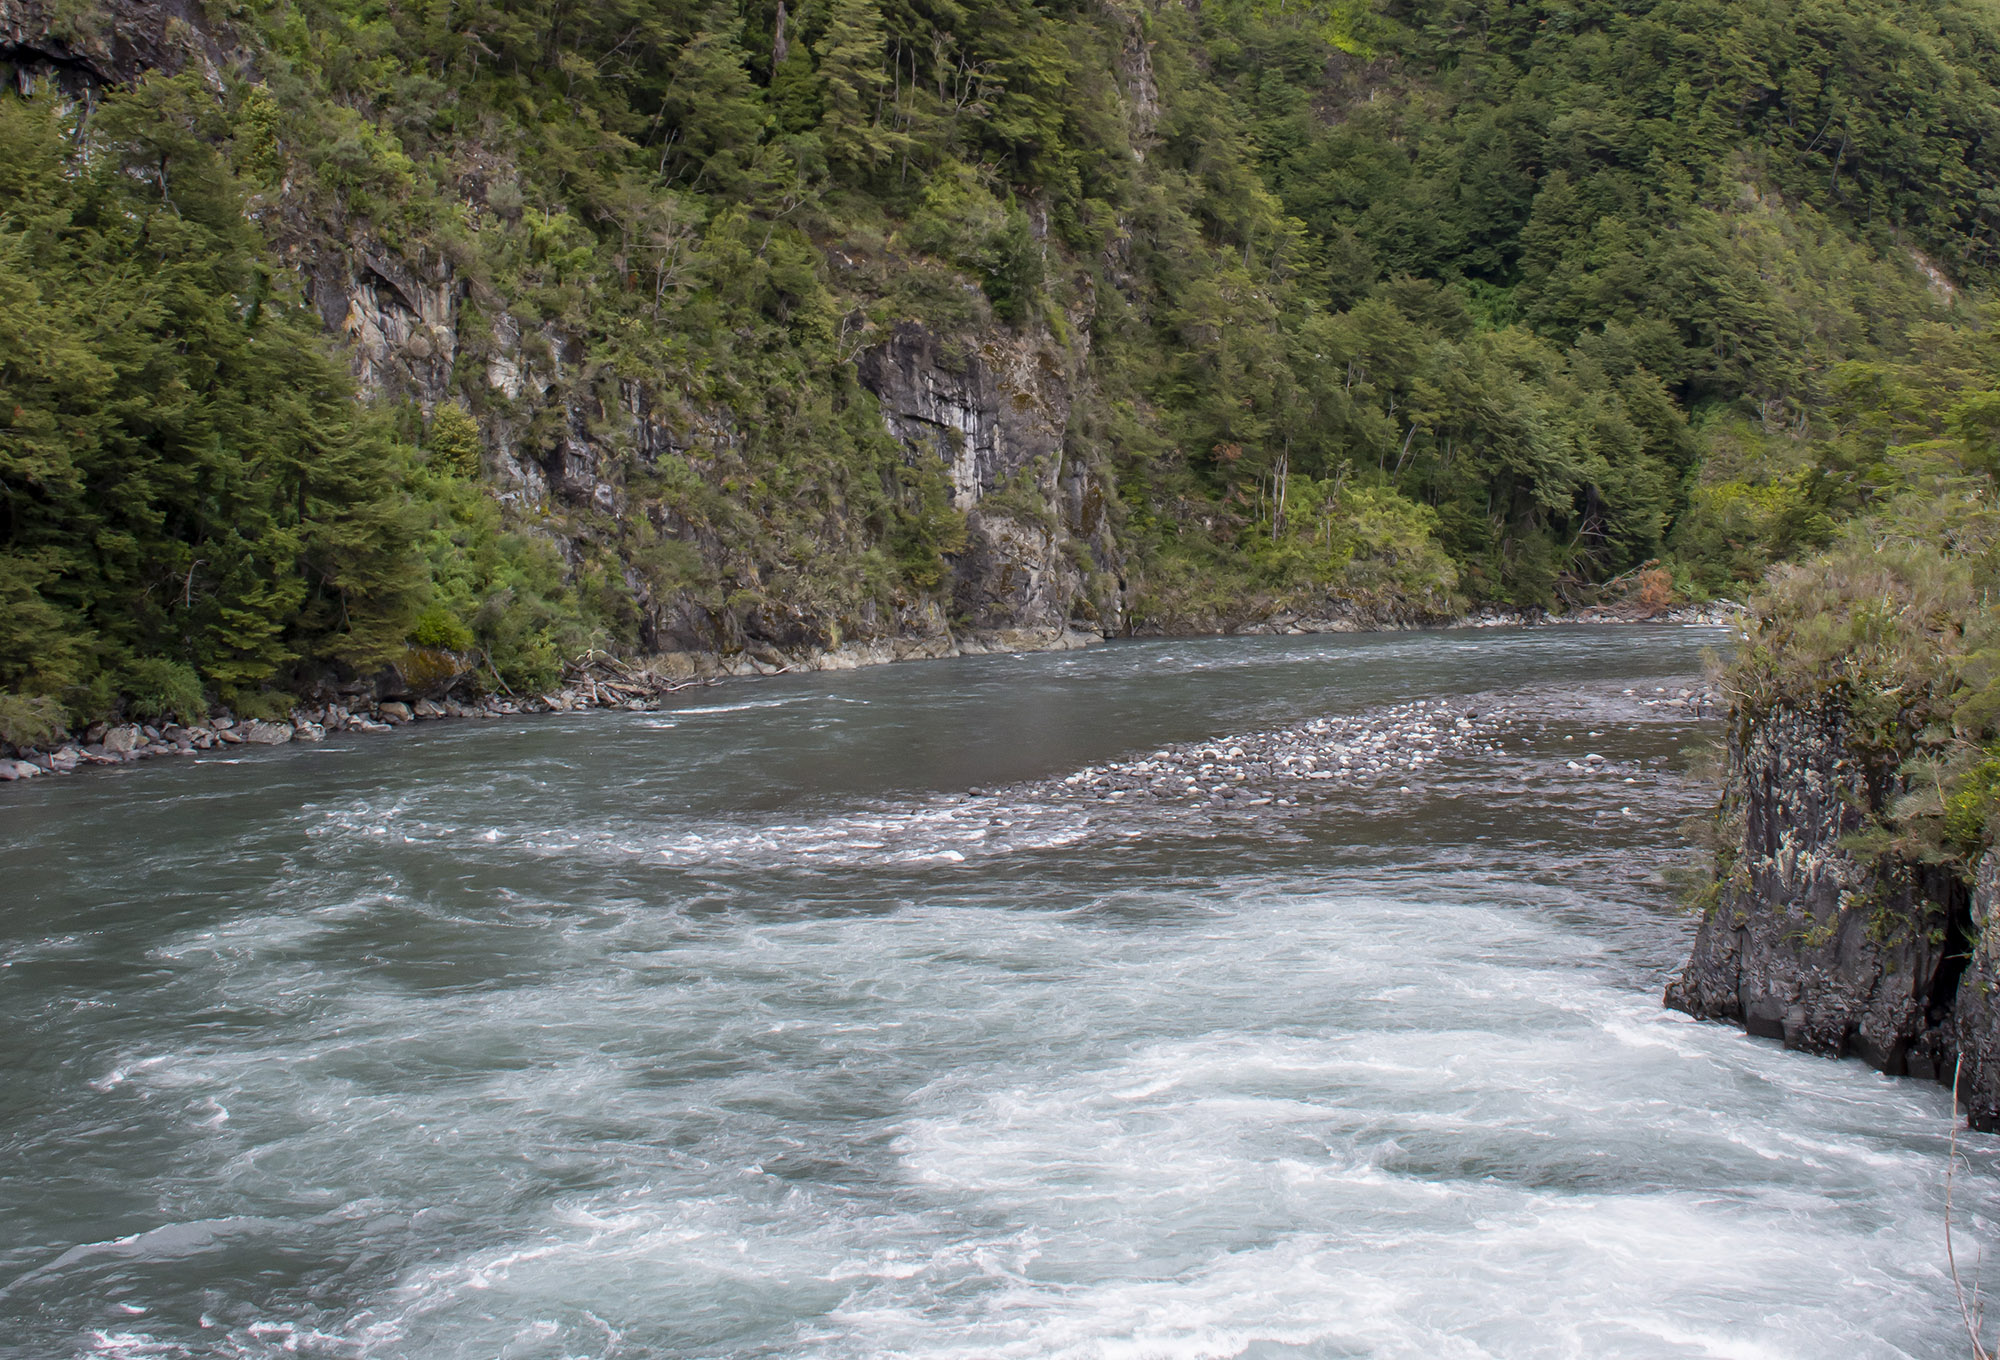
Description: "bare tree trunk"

(1272, 445), (1289, 539)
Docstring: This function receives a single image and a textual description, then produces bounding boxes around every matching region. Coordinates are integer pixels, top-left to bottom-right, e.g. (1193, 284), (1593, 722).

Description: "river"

(2, 626), (1995, 1359)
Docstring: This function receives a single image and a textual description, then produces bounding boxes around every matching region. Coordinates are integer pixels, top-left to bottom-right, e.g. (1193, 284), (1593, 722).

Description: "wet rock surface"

(1025, 682), (1722, 816)
(623, 676), (1728, 886)
(1666, 700), (1996, 1122)
(1951, 855), (2000, 1126)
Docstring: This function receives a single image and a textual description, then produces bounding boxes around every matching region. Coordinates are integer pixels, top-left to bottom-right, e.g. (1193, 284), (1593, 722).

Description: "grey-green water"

(2, 627), (1995, 1359)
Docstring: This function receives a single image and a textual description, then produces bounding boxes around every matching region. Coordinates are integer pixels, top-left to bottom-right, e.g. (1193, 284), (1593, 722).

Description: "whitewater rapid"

(2, 627), (1994, 1359)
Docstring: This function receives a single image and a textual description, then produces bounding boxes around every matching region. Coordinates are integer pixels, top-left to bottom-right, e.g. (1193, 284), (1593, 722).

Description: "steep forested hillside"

(7, 0), (2000, 729)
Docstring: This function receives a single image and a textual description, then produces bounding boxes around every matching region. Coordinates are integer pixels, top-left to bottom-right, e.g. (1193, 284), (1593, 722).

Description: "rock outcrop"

(1, 0), (219, 89)
(856, 320), (1122, 639)
(858, 322), (1056, 512)
(2, 0), (1129, 667)
(1667, 701), (1987, 1116)
(1948, 856), (2000, 1125)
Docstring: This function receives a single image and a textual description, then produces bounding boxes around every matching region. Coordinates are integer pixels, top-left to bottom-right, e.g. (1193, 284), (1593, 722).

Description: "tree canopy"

(8, 0), (2000, 725)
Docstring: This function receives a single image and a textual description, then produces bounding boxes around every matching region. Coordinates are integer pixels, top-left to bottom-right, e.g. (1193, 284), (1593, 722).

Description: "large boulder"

(100, 724), (143, 755)
(1667, 702), (1968, 1080)
(376, 647), (475, 700)
(240, 720), (293, 745)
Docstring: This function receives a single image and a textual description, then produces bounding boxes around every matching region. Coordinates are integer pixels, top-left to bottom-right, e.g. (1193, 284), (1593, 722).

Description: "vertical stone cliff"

(1666, 701), (1998, 1118)
(1947, 855), (2000, 1125)
(325, 252), (1127, 663)
(855, 320), (1122, 644)
(3, 0), (1129, 671)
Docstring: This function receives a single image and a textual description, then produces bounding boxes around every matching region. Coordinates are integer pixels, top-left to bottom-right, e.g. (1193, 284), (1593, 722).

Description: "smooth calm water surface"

(3, 627), (1997, 1359)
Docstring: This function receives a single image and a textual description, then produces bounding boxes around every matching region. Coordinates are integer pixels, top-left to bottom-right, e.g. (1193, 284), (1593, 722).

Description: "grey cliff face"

(312, 245), (462, 413)
(0, 0), (218, 89)
(856, 320), (1121, 639)
(1668, 703), (1987, 1116)
(319, 230), (1125, 653)
(1948, 855), (2000, 1126)
(856, 322), (1046, 512)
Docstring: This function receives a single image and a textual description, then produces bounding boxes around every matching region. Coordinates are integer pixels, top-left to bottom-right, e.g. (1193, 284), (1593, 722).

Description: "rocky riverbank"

(1664, 701), (1970, 1079)
(0, 691), (615, 780)
(1664, 694), (2000, 1127)
(1018, 679), (1721, 811)
(0, 612), (1737, 785)
(0, 627), (1104, 783)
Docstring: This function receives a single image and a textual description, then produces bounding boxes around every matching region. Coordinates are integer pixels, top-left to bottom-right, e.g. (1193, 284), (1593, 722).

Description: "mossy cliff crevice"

(0, 0), (219, 88)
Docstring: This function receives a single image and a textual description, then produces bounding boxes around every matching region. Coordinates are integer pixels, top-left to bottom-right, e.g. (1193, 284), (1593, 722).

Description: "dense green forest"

(9, 0), (2000, 733)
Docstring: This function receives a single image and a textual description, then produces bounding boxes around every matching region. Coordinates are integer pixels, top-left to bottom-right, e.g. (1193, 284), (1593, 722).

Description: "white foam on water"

(299, 786), (1104, 874)
(656, 696), (818, 718)
(52, 884), (1982, 1359)
(11, 638), (1996, 1360)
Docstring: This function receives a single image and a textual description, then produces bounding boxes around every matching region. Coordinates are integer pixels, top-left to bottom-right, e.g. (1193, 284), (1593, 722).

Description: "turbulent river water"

(4, 627), (1999, 1360)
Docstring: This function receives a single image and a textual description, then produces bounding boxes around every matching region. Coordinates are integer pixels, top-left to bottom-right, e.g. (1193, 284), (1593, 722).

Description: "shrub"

(426, 404), (483, 479)
(0, 692), (67, 748)
(1635, 567), (1676, 612)
(123, 658), (207, 725)
(411, 604), (475, 651)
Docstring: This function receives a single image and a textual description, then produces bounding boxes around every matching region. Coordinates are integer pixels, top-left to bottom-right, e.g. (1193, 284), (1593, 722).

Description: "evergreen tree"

(769, 30), (824, 136)
(665, 2), (769, 192)
(813, 0), (899, 175)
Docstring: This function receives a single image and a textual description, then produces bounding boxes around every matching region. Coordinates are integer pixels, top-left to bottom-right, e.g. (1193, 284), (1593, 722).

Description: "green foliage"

(1943, 753), (2000, 858)
(1726, 534), (1976, 729)
(21, 0), (2000, 728)
(889, 476), (970, 587)
(1336, 485), (1461, 605)
(232, 690), (298, 723)
(426, 404), (484, 479)
(0, 84), (429, 717)
(122, 659), (207, 725)
(410, 469), (596, 691)
(411, 605), (475, 652)
(905, 163), (1042, 325)
(0, 692), (66, 748)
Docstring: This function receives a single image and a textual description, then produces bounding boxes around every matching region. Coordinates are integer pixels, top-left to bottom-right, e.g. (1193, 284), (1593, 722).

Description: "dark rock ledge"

(1667, 701), (2000, 1126)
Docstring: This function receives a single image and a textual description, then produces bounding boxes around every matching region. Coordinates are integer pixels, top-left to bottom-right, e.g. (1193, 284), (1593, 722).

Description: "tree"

(814, 0), (900, 175)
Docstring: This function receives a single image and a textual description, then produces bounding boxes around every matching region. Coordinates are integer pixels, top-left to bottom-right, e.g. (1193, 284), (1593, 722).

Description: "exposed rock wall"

(1949, 856), (2000, 1125)
(854, 319), (1121, 638)
(308, 242), (462, 411)
(1, 0), (218, 89)
(1667, 702), (1990, 1117)
(857, 322), (1053, 511)
(297, 190), (1123, 653)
